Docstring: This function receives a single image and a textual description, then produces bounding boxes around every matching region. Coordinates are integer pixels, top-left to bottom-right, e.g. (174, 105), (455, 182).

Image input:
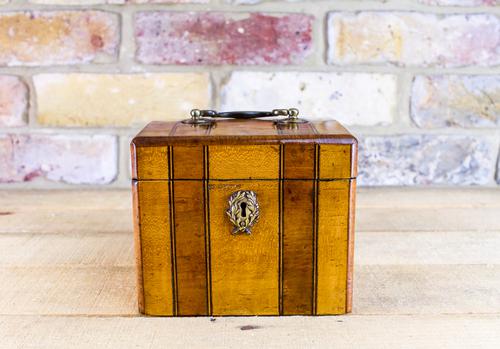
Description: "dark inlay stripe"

(204, 145), (213, 315)
(278, 144), (284, 315)
(172, 146), (208, 315)
(167, 146), (178, 315)
(313, 144), (320, 315)
(282, 143), (315, 315)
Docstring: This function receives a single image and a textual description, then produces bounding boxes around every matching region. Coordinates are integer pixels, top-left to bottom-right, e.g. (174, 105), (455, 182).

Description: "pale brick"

(418, 0), (498, 5)
(221, 72), (397, 126)
(34, 73), (210, 127)
(0, 11), (118, 66)
(135, 12), (313, 65)
(358, 135), (498, 186)
(0, 134), (117, 184)
(0, 76), (27, 127)
(30, 0), (208, 3)
(411, 75), (500, 128)
(497, 156), (500, 184)
(126, 0), (208, 2)
(328, 12), (500, 67)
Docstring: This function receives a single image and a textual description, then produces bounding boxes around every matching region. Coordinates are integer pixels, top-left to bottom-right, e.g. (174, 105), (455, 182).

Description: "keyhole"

(240, 202), (247, 217)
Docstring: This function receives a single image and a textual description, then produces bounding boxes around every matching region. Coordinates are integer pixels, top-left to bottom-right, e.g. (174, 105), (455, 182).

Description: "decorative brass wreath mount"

(226, 190), (260, 235)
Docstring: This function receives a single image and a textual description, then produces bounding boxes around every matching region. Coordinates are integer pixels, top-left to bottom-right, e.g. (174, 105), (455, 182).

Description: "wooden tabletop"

(1, 188), (499, 348)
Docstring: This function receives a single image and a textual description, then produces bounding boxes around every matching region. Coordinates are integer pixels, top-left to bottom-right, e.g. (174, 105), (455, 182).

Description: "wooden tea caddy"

(131, 109), (357, 316)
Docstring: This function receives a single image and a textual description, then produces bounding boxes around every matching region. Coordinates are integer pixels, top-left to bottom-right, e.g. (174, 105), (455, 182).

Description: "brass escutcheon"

(226, 190), (260, 235)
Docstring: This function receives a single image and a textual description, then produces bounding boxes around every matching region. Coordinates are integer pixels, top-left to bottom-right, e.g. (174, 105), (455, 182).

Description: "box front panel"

(209, 180), (279, 316)
(209, 145), (280, 179)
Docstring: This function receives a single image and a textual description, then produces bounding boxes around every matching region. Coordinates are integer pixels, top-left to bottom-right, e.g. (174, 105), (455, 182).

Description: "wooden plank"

(0, 266), (136, 315)
(354, 265), (500, 315)
(357, 231), (500, 265)
(0, 190), (131, 211)
(0, 233), (134, 267)
(0, 209), (132, 235)
(0, 263), (498, 316)
(357, 187), (500, 208)
(136, 181), (173, 316)
(2, 189), (500, 235)
(357, 207), (500, 232)
(1, 315), (499, 349)
(209, 181), (279, 315)
(316, 180), (350, 315)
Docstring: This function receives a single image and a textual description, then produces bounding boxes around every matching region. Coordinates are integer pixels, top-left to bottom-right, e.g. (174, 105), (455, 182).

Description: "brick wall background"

(0, 0), (498, 187)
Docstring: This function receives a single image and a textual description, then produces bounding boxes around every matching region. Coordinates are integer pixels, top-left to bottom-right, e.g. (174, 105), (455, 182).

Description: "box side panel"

(316, 180), (350, 315)
(131, 181), (144, 314)
(209, 180), (279, 316)
(136, 180), (174, 316)
(346, 178), (356, 313)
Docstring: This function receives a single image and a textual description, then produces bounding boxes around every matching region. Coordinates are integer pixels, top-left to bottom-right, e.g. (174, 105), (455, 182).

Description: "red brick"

(0, 76), (27, 127)
(135, 12), (313, 65)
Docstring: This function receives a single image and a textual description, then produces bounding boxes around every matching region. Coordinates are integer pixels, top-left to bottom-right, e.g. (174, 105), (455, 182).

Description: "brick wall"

(0, 0), (498, 187)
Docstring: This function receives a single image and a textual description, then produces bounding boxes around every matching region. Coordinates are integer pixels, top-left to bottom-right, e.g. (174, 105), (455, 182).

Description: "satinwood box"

(131, 111), (357, 316)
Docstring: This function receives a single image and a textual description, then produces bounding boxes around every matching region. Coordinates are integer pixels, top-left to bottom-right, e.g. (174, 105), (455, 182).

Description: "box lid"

(132, 119), (356, 146)
(131, 119), (357, 181)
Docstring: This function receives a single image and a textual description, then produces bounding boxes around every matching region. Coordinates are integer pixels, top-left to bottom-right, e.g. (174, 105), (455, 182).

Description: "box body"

(131, 119), (357, 316)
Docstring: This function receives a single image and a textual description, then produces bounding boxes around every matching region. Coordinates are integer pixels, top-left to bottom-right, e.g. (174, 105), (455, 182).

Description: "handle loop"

(182, 108), (307, 126)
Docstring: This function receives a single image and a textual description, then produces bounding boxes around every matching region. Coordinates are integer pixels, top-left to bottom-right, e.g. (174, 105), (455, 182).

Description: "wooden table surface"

(1, 188), (499, 348)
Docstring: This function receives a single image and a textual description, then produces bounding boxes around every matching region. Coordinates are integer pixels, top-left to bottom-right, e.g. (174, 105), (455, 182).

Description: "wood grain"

(133, 120), (356, 147)
(132, 145), (169, 180)
(172, 146), (205, 179)
(346, 179), (356, 313)
(283, 143), (315, 179)
(319, 144), (352, 179)
(208, 145), (280, 179)
(208, 181), (279, 315)
(316, 180), (350, 315)
(173, 180), (208, 315)
(135, 181), (173, 316)
(2, 189), (500, 348)
(282, 180), (314, 315)
(2, 315), (500, 349)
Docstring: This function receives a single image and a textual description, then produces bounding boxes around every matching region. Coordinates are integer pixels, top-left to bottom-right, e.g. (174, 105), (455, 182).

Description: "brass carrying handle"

(182, 108), (308, 126)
